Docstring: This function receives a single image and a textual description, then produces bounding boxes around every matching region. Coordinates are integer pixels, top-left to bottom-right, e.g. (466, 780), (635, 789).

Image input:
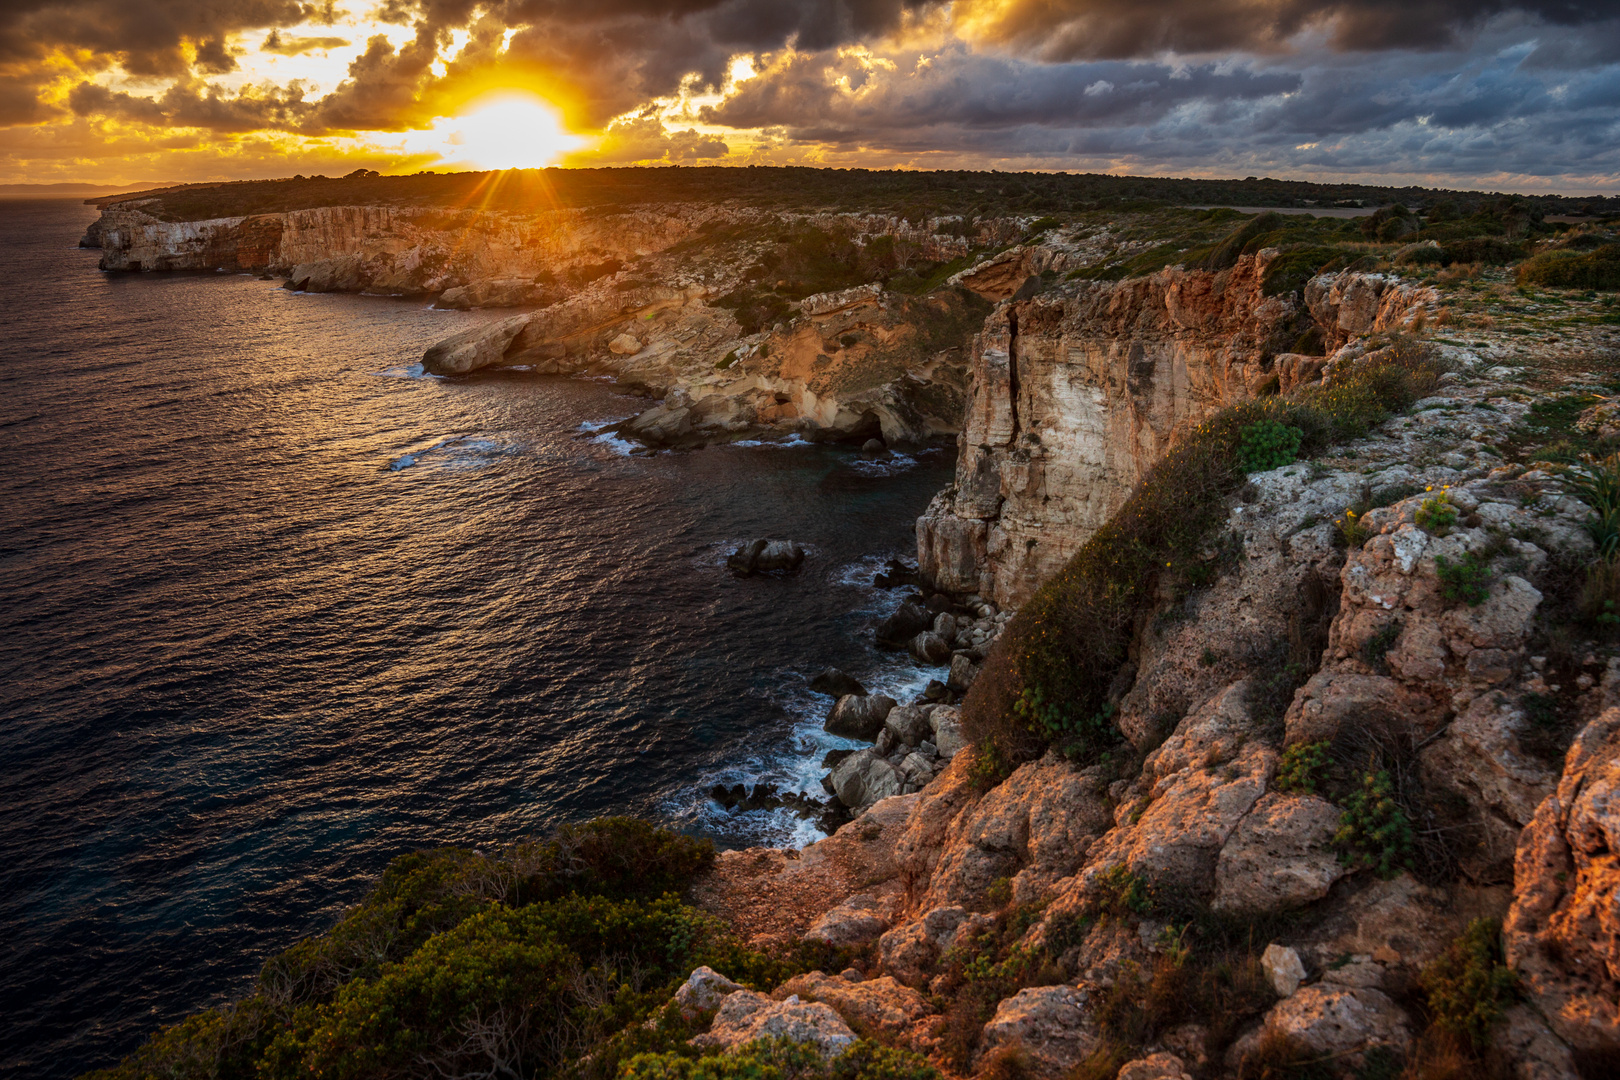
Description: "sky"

(2, 0), (1619, 192)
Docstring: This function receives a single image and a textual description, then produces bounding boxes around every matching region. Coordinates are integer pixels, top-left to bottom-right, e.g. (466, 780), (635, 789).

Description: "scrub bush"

(1238, 420), (1303, 472)
(1517, 243), (1620, 290)
(1435, 552), (1492, 606)
(1334, 771), (1416, 879)
(1419, 919), (1518, 1051)
(1414, 490), (1459, 534)
(1274, 741), (1331, 795)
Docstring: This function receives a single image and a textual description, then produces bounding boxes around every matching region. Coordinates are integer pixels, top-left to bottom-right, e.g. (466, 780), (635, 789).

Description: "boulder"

(1241, 984), (1412, 1067)
(929, 706), (968, 759)
(609, 332), (643, 355)
(774, 972), (934, 1040)
(810, 668), (868, 699)
(876, 602), (932, 646)
(672, 966), (744, 1020)
(692, 989), (856, 1056)
(422, 312), (531, 375)
(830, 749), (903, 809)
(884, 705), (933, 747)
(1117, 1053), (1193, 1080)
(1213, 793), (1348, 912)
(909, 631), (952, 665)
(1262, 944), (1307, 997)
(947, 653), (978, 693)
(977, 985), (1099, 1077)
(1504, 707), (1620, 1051)
(728, 539), (806, 575)
(878, 905), (986, 987)
(1490, 1005), (1581, 1080)
(825, 694), (897, 740)
(805, 895), (890, 947)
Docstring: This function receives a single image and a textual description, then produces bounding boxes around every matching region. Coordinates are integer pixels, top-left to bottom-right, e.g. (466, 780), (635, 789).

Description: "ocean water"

(0, 199), (954, 1077)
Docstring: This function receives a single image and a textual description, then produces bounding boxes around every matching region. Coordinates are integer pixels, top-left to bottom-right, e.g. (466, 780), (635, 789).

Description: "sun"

(442, 92), (585, 169)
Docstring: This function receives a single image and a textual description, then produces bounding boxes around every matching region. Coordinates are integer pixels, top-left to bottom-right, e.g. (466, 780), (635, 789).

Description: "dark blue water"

(0, 199), (953, 1078)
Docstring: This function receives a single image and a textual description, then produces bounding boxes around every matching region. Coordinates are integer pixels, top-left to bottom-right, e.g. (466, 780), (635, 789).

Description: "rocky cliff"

(917, 260), (1436, 606)
(696, 333), (1620, 1077)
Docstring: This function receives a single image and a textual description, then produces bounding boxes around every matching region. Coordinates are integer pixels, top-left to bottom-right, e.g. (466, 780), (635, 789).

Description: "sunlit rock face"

(916, 261), (1435, 607)
(91, 202), (704, 289)
(917, 254), (1295, 607)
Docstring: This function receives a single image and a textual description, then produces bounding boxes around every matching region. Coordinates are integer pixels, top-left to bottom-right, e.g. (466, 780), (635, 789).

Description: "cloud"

(261, 30), (351, 55)
(575, 111), (729, 162)
(958, 0), (1617, 60)
(3, 0), (1620, 191)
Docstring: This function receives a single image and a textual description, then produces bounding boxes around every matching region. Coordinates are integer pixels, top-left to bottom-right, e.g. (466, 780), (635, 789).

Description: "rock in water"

(825, 694), (897, 740)
(909, 631), (952, 665)
(810, 667), (867, 698)
(876, 601), (932, 646)
(861, 438), (888, 456)
(727, 539), (806, 575)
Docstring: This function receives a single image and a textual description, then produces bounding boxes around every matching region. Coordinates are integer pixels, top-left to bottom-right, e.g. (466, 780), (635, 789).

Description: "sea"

(0, 198), (954, 1078)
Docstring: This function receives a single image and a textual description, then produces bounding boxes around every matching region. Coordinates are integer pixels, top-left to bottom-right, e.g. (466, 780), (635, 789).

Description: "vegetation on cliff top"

(94, 167), (1619, 225)
(81, 818), (869, 1080)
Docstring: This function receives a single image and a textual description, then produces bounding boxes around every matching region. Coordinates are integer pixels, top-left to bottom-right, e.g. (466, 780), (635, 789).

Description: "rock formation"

(916, 257), (1436, 606)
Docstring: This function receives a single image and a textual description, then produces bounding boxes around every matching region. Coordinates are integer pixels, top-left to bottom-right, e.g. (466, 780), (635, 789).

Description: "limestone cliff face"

(917, 260), (1436, 607)
(920, 254), (1299, 607)
(88, 199), (1001, 297)
(91, 202), (713, 289)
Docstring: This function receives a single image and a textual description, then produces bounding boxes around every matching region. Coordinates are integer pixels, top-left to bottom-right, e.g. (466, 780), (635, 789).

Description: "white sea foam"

(367, 362), (436, 379)
(848, 452), (918, 476)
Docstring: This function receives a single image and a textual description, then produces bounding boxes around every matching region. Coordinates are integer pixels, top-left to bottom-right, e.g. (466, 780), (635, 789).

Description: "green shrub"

(1274, 741), (1331, 795)
(1238, 420), (1303, 472)
(1517, 243), (1620, 290)
(1419, 919), (1518, 1051)
(1334, 506), (1372, 548)
(1088, 865), (1155, 921)
(1414, 490), (1459, 534)
(1436, 236), (1524, 265)
(1204, 212), (1288, 269)
(1435, 552), (1492, 606)
(1334, 771), (1416, 879)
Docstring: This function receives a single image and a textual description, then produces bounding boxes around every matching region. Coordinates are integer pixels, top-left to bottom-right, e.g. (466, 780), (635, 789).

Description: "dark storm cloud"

(972, 0), (1616, 60)
(704, 50), (1301, 136)
(0, 0), (336, 74)
(702, 29), (1620, 182)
